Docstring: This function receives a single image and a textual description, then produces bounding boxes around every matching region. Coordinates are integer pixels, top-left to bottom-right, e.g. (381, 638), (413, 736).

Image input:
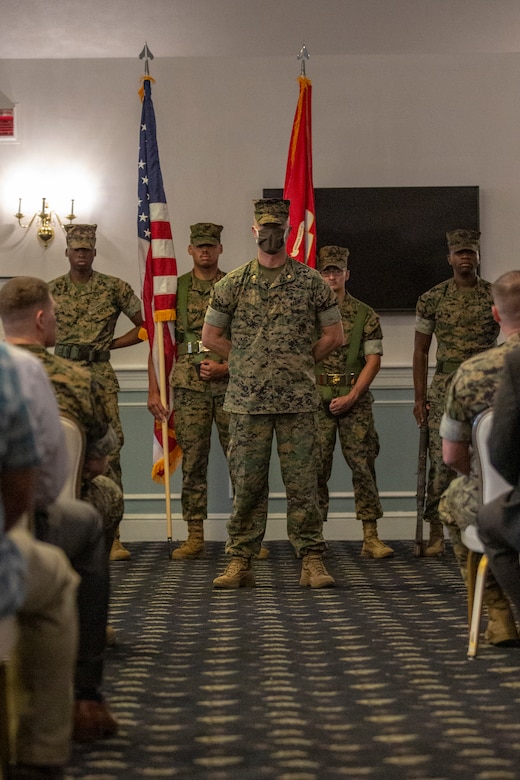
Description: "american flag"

(283, 76), (316, 267)
(137, 76), (181, 482)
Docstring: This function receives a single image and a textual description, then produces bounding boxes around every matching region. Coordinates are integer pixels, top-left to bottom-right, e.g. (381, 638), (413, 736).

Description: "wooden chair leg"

(466, 549), (480, 628)
(468, 553), (489, 659)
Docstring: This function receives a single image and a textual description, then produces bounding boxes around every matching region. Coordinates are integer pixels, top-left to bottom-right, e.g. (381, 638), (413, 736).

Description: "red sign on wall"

(0, 110), (15, 137)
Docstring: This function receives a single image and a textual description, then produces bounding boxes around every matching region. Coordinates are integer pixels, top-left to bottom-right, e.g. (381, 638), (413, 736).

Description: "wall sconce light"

(14, 197), (77, 248)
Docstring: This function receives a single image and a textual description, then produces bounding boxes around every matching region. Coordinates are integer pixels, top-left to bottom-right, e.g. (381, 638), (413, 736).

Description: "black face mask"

(256, 226), (287, 255)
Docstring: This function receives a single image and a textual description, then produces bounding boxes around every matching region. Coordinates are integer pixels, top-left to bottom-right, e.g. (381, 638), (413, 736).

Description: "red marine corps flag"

(137, 45), (182, 543)
(283, 53), (316, 267)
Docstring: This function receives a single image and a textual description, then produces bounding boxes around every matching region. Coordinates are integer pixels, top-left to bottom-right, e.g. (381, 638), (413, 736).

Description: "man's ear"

(492, 304), (501, 325)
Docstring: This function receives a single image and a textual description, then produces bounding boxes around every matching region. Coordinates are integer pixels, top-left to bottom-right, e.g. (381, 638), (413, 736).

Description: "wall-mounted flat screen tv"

(263, 186), (480, 312)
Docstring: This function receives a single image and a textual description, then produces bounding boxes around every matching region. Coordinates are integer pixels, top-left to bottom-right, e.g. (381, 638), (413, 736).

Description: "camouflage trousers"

(173, 387), (229, 523)
(103, 390), (124, 492)
(226, 411), (325, 559)
(439, 475), (511, 610)
(82, 474), (124, 552)
(424, 378), (457, 525)
(316, 396), (383, 523)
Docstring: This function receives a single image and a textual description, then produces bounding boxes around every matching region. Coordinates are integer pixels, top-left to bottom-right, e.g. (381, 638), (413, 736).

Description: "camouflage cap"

(65, 223), (97, 249)
(317, 246), (350, 272)
(189, 222), (223, 246)
(253, 198), (290, 226)
(446, 229), (480, 253)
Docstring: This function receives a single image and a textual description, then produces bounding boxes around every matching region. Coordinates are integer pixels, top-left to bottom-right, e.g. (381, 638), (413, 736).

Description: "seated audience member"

(0, 341), (79, 780)
(438, 271), (520, 646)
(478, 346), (520, 619)
(0, 276), (123, 553)
(6, 343), (118, 743)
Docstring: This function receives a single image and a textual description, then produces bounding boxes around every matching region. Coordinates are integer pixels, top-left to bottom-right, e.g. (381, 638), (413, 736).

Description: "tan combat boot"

(170, 520), (205, 560)
(422, 520), (445, 557)
(256, 545), (270, 559)
(299, 552), (335, 588)
(213, 557), (254, 588)
(485, 604), (520, 647)
(360, 521), (394, 559)
(110, 527), (131, 561)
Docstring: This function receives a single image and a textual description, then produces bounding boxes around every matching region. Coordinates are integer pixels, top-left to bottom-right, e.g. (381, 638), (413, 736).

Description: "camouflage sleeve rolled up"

(206, 257), (340, 414)
(23, 345), (114, 456)
(48, 270), (141, 350)
(414, 277), (499, 363)
(321, 293), (382, 374)
(439, 340), (519, 442)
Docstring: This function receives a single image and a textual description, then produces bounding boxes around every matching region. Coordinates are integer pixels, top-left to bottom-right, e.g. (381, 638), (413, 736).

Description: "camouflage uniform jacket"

(318, 292), (382, 399)
(19, 343), (117, 459)
(205, 256), (341, 414)
(48, 270), (142, 394)
(172, 269), (228, 394)
(439, 332), (520, 480)
(415, 277), (499, 373)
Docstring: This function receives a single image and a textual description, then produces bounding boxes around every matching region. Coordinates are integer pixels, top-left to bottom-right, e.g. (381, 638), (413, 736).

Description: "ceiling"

(3, 0), (520, 60)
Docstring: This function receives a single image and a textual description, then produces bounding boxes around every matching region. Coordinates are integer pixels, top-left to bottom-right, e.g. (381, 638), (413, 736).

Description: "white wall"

(1, 52), (519, 368)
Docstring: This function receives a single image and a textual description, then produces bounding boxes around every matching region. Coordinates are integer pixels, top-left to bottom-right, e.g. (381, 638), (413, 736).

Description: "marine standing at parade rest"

(413, 229), (499, 556)
(148, 223), (270, 560)
(48, 224), (143, 561)
(202, 198), (344, 589)
(315, 246), (394, 558)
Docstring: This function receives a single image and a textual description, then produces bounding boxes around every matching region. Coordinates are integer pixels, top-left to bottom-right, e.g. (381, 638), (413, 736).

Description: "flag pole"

(155, 320), (173, 542)
(138, 42), (176, 550)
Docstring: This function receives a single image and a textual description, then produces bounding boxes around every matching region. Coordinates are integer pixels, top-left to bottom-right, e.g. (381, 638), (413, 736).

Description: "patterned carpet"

(69, 541), (520, 780)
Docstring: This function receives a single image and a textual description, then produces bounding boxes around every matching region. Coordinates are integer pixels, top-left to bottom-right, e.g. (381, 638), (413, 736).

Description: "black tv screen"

(263, 186), (480, 312)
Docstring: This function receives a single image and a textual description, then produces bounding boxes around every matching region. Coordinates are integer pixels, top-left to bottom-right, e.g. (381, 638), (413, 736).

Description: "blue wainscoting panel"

(118, 371), (419, 541)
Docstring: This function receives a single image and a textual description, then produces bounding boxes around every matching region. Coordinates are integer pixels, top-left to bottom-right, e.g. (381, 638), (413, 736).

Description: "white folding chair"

(58, 413), (85, 501)
(463, 408), (512, 658)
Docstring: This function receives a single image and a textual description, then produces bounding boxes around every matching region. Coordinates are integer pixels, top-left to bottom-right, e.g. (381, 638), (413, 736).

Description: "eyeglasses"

(320, 268), (344, 277)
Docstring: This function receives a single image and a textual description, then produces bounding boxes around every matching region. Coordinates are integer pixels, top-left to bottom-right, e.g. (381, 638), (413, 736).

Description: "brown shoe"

(300, 552), (335, 588)
(255, 545), (270, 560)
(213, 557), (254, 588)
(73, 699), (119, 742)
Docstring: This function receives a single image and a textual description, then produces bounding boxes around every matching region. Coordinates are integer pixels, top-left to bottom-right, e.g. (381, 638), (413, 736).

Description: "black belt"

(55, 344), (110, 363)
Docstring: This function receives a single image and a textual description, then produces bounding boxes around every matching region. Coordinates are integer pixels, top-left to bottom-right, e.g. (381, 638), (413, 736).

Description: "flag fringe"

(138, 75), (156, 102)
(138, 325), (149, 341)
(154, 309), (176, 323)
(151, 443), (183, 484)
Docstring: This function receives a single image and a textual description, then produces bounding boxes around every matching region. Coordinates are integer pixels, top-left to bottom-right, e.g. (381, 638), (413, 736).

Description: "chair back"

(472, 408), (512, 504)
(58, 414), (86, 501)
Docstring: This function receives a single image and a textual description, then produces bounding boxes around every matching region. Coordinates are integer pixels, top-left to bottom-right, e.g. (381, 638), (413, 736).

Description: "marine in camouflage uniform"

(0, 273), (124, 553)
(203, 199), (344, 589)
(48, 224), (143, 560)
(413, 229), (499, 555)
(315, 246), (394, 559)
(148, 223), (239, 560)
(438, 290), (520, 647)
(22, 344), (124, 552)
